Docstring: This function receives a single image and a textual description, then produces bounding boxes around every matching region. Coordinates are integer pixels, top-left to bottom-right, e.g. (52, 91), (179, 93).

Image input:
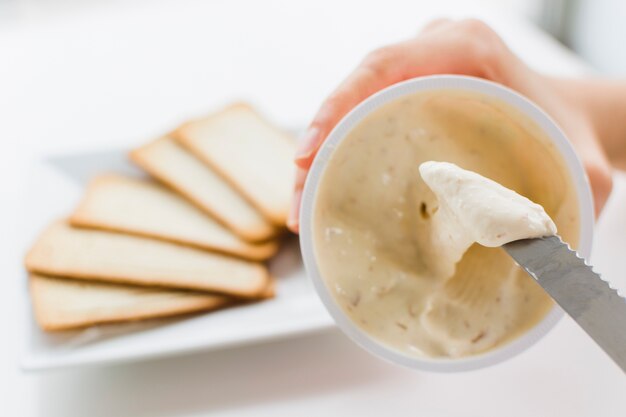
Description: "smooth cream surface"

(313, 90), (579, 358)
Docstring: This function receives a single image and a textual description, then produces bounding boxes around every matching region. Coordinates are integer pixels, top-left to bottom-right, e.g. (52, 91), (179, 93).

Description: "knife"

(504, 236), (626, 373)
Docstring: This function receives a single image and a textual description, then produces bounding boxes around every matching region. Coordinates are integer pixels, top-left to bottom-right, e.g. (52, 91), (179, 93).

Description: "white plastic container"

(299, 75), (594, 372)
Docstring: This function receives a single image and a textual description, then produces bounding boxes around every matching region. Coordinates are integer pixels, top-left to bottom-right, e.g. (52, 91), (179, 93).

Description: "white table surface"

(1, 0), (624, 415)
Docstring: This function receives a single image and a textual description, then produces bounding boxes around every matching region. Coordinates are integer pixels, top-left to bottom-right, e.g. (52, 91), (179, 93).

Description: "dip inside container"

(312, 89), (580, 358)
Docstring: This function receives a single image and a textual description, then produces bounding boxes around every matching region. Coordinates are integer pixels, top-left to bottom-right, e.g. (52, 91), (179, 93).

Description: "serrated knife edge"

(504, 235), (626, 373)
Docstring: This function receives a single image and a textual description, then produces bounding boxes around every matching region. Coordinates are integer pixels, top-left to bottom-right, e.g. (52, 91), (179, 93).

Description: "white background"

(566, 0), (626, 74)
(1, 0), (625, 415)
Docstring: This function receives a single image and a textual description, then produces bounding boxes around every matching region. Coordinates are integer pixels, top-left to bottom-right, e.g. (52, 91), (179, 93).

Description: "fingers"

(294, 55), (406, 169)
(287, 167), (307, 232)
(584, 157), (613, 216)
(549, 99), (615, 216)
(568, 124), (614, 216)
(293, 127), (321, 170)
(294, 19), (509, 172)
(290, 18), (511, 233)
(290, 46), (415, 232)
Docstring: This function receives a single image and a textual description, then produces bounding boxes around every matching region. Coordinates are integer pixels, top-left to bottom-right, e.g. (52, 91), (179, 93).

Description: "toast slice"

(175, 103), (295, 226)
(30, 274), (232, 331)
(25, 221), (270, 298)
(130, 136), (275, 242)
(70, 174), (278, 261)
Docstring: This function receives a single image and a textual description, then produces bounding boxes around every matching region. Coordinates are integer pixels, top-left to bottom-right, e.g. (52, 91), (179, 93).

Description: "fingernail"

(287, 189), (302, 233)
(295, 127), (320, 161)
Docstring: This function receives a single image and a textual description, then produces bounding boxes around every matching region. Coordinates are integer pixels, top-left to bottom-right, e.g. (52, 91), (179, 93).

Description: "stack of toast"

(24, 103), (296, 331)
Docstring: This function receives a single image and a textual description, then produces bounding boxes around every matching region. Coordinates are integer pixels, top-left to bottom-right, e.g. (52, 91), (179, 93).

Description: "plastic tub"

(299, 75), (594, 372)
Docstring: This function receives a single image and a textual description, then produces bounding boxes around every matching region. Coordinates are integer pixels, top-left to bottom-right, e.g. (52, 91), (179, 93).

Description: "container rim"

(299, 75), (594, 372)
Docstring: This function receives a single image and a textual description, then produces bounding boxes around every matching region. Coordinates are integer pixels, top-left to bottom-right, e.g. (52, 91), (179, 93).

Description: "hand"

(287, 19), (613, 232)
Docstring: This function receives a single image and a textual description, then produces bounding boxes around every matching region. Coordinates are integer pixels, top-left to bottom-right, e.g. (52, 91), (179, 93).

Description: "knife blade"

(504, 236), (626, 373)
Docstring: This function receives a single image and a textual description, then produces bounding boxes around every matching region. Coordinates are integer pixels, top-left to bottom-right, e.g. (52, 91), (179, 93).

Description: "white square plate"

(18, 148), (333, 371)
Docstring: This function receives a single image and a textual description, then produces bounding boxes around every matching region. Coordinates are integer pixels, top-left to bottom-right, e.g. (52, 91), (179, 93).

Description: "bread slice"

(30, 274), (232, 331)
(70, 174), (278, 261)
(130, 136), (275, 242)
(25, 221), (270, 298)
(175, 103), (295, 226)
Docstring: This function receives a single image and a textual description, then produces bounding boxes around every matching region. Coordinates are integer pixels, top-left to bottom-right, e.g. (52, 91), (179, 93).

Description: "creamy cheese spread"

(419, 160), (557, 269)
(313, 90), (579, 357)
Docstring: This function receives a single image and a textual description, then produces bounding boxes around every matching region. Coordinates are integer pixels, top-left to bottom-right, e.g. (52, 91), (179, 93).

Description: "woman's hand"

(288, 19), (614, 232)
